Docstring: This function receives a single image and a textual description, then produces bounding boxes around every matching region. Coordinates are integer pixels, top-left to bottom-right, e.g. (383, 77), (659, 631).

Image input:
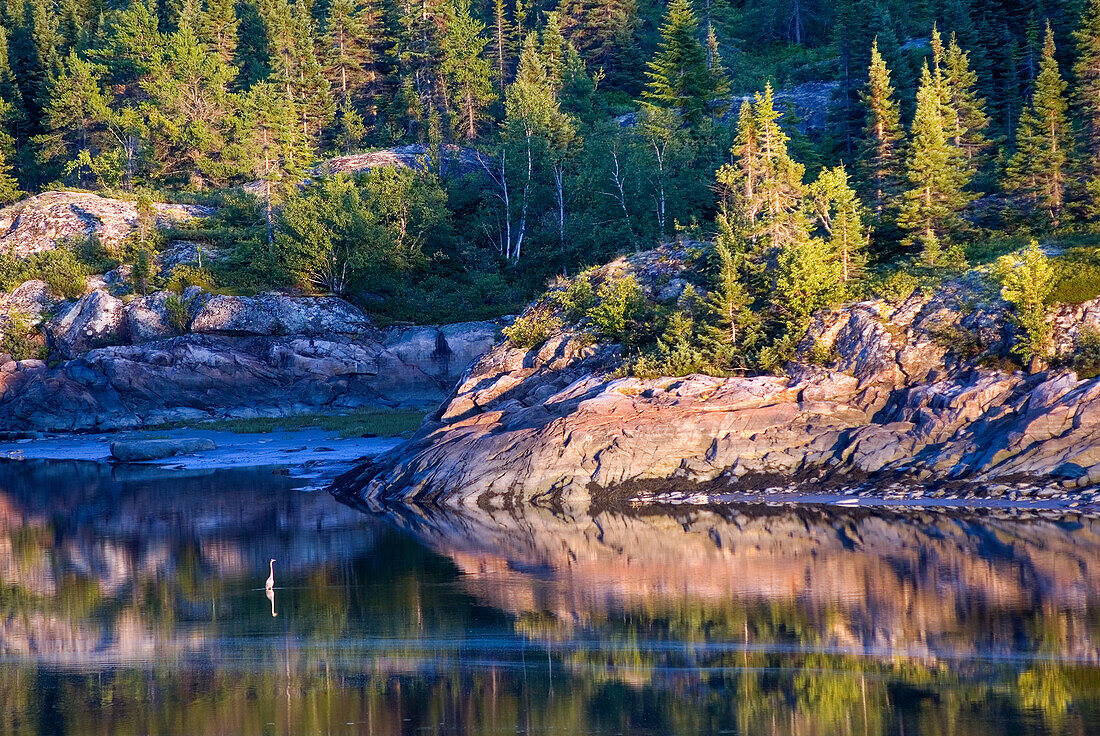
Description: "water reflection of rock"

(0, 460), (382, 661)
(381, 503), (1100, 663)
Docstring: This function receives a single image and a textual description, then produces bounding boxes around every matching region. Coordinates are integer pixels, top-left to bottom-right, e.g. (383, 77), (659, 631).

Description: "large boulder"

(126, 291), (181, 343)
(0, 280), (57, 322)
(190, 293), (373, 337)
(45, 290), (128, 358)
(110, 437), (217, 462)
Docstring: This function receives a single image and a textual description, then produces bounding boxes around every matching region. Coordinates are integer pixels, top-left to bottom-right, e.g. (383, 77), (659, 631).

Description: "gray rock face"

(191, 293), (374, 337)
(127, 291), (180, 343)
(45, 290), (129, 358)
(334, 285), (1100, 509)
(110, 437), (217, 461)
(0, 323), (501, 432)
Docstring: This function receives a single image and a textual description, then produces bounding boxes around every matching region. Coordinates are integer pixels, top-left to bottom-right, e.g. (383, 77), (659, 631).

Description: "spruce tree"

(898, 62), (974, 265)
(808, 164), (868, 284)
(858, 37), (903, 221)
(641, 0), (713, 127)
(541, 11), (566, 92)
(0, 98), (23, 203)
(199, 0), (239, 64)
(491, 0), (512, 92)
(1075, 0), (1100, 176)
(1005, 23), (1071, 228)
(705, 24), (730, 113)
(241, 81), (309, 246)
(753, 84), (806, 255)
(441, 0), (495, 139)
(716, 99), (762, 237)
(322, 0), (380, 102)
(942, 32), (991, 168)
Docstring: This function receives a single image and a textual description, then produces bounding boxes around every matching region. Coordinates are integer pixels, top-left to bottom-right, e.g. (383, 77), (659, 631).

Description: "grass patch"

(1049, 247), (1100, 305)
(170, 408), (427, 438)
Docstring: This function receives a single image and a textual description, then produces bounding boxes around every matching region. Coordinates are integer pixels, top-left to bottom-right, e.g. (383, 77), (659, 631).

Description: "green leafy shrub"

(65, 234), (119, 273)
(165, 265), (215, 293)
(0, 310), (46, 361)
(930, 323), (983, 359)
(551, 271), (596, 320)
(165, 294), (189, 332)
(503, 309), (563, 349)
(807, 339), (837, 366)
(1073, 328), (1100, 379)
(876, 270), (920, 302)
(587, 274), (643, 342)
(1048, 248), (1100, 304)
(29, 249), (87, 299)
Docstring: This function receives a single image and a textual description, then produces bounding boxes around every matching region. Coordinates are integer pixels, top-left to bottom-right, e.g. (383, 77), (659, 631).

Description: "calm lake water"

(1, 460), (1099, 735)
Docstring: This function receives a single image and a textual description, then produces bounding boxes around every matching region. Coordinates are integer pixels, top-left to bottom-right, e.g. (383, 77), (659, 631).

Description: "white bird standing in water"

(265, 558), (276, 590)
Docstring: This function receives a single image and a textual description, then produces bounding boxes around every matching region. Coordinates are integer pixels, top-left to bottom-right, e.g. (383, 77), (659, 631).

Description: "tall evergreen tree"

(1075, 0), (1100, 176)
(322, 0), (380, 101)
(858, 37), (904, 221)
(942, 32), (991, 169)
(898, 62), (974, 265)
(753, 84), (807, 256)
(199, 0), (239, 63)
(1005, 22), (1071, 228)
(141, 25), (238, 184)
(491, 0), (512, 93)
(640, 0), (714, 127)
(241, 81), (309, 246)
(33, 52), (112, 185)
(808, 164), (869, 283)
(441, 0), (495, 139)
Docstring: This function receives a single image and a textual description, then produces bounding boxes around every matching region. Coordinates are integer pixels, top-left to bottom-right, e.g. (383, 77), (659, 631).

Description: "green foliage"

(0, 310), (46, 361)
(873, 269), (920, 302)
(276, 170), (447, 296)
(164, 265), (215, 293)
(640, 0), (717, 127)
(996, 240), (1055, 362)
(1004, 24), (1070, 229)
(502, 307), (562, 348)
(131, 247), (153, 295)
(587, 273), (643, 342)
(550, 271), (596, 319)
(1072, 328), (1100, 379)
(164, 293), (189, 332)
(30, 248), (88, 299)
(1048, 248), (1100, 304)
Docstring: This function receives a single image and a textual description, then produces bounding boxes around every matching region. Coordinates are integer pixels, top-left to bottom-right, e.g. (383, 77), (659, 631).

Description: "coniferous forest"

(5, 0), (1100, 370)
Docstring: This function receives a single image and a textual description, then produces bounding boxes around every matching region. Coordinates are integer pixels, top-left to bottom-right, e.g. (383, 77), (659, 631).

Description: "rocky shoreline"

(332, 268), (1100, 512)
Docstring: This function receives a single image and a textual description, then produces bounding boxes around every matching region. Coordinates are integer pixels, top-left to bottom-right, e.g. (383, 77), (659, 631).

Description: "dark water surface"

(1, 460), (1099, 735)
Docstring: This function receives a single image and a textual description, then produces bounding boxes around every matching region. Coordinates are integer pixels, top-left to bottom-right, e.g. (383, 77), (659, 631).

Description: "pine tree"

(1005, 23), (1071, 228)
(0, 98), (23, 203)
(93, 0), (162, 86)
(704, 24), (730, 114)
(241, 80), (309, 246)
(898, 62), (974, 265)
(753, 84), (807, 255)
(640, 0), (713, 127)
(858, 37), (903, 221)
(808, 164), (869, 283)
(199, 0), (239, 64)
(34, 52), (112, 186)
(491, 0), (512, 92)
(441, 0), (495, 139)
(1075, 0), (1100, 176)
(140, 25), (238, 185)
(942, 32), (991, 168)
(322, 0), (380, 102)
